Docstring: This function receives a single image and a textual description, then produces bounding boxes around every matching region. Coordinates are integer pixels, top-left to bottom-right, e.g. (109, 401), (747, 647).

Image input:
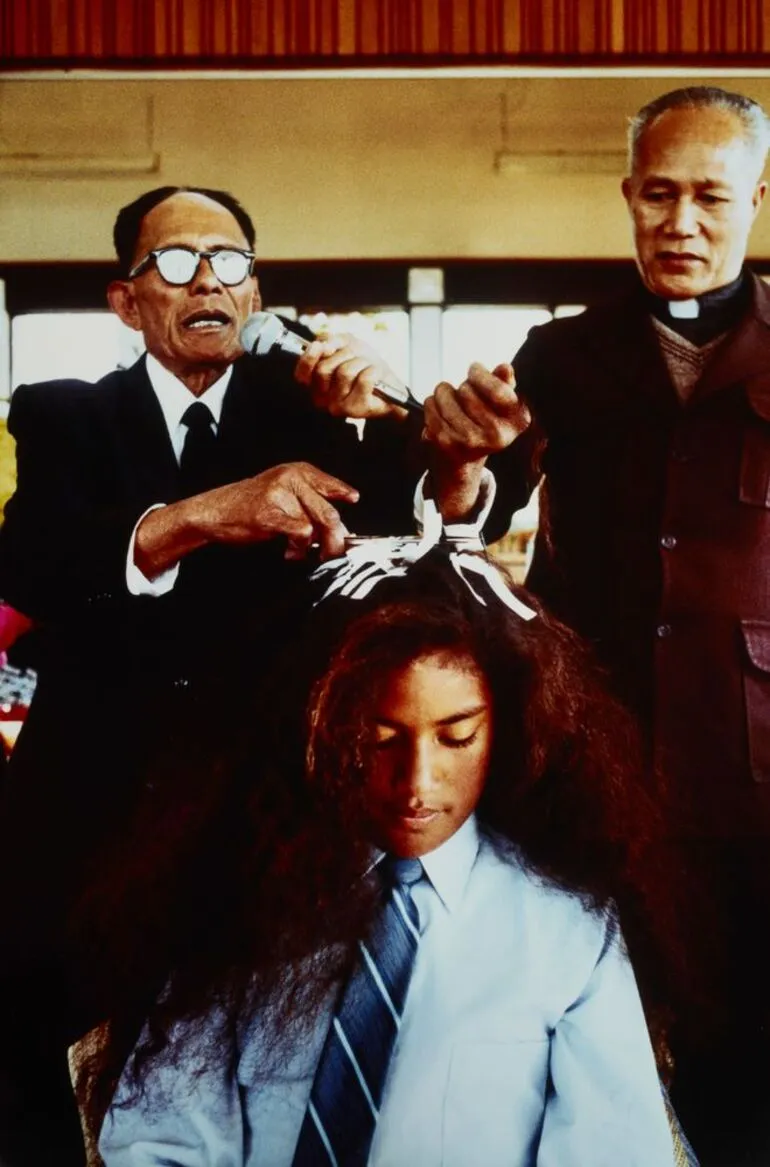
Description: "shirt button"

(656, 623), (672, 638)
(660, 534), (677, 550)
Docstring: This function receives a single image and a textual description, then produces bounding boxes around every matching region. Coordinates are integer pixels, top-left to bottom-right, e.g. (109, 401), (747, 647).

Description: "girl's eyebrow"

(375, 704), (488, 729)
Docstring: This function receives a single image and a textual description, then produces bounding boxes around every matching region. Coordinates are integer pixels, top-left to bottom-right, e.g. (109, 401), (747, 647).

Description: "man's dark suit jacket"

(509, 272), (770, 836)
(0, 351), (422, 961)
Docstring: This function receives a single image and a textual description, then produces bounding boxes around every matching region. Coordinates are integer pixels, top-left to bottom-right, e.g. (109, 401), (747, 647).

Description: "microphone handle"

(371, 379), (424, 415)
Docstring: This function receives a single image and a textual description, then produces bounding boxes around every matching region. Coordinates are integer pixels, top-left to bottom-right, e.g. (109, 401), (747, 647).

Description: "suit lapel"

(215, 358), (267, 477)
(693, 273), (770, 406)
(579, 288), (679, 411)
(111, 357), (181, 502)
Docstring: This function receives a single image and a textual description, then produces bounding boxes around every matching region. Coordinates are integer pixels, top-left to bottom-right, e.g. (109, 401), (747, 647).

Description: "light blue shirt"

(100, 817), (675, 1166)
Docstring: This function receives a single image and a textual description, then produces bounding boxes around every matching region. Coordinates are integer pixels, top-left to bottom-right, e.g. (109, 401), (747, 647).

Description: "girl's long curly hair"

(74, 549), (687, 1137)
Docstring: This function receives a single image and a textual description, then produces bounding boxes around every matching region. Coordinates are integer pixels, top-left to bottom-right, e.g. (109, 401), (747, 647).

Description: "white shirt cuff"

(413, 468), (497, 540)
(126, 504), (181, 597)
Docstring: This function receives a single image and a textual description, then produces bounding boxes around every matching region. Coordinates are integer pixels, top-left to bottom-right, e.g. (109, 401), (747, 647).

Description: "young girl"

(84, 543), (689, 1165)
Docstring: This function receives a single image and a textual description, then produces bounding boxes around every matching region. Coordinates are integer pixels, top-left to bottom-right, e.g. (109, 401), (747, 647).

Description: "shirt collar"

(416, 814), (480, 913)
(144, 352), (233, 435)
(643, 269), (749, 347)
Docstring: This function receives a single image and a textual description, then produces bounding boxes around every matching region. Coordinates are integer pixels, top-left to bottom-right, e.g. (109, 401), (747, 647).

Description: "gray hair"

(628, 86), (770, 178)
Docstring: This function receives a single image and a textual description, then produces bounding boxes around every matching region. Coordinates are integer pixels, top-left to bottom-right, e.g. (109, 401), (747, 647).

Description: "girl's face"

(365, 650), (492, 858)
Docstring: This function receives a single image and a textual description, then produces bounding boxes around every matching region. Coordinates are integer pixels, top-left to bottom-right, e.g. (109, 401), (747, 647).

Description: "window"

(440, 306), (553, 385)
(11, 313), (144, 389)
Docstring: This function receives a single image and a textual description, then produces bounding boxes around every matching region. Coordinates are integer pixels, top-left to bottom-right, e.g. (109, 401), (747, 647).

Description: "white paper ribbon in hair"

(310, 499), (537, 621)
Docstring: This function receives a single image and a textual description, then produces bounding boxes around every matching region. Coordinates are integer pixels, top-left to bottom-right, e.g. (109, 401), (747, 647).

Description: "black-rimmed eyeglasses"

(128, 246), (256, 287)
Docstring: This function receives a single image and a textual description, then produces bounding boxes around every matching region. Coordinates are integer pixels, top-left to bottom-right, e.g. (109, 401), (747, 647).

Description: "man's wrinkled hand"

(294, 333), (407, 420)
(423, 362), (530, 464)
(200, 462), (358, 561)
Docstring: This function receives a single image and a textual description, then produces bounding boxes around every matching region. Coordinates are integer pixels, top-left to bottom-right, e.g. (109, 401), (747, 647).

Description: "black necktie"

(179, 401), (217, 496)
(292, 856), (424, 1167)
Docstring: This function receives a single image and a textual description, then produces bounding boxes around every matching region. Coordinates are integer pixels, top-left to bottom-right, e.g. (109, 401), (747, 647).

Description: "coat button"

(656, 623), (672, 638)
(660, 534), (677, 550)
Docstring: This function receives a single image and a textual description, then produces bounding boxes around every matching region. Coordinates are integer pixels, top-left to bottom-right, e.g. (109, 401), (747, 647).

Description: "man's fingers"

(297, 463), (360, 504)
(465, 362), (520, 414)
(298, 338), (358, 388)
(294, 337), (347, 385)
(428, 381), (486, 441)
(435, 363), (528, 432)
(283, 539), (309, 561)
(422, 369), (528, 458)
(283, 463), (354, 560)
(298, 334), (399, 419)
(315, 522), (348, 561)
(315, 354), (375, 407)
(292, 482), (349, 560)
(200, 463), (358, 552)
(491, 362), (516, 385)
(279, 497), (342, 562)
(422, 394), (440, 435)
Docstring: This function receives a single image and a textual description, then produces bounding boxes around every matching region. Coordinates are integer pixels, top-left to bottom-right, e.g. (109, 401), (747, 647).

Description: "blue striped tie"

(292, 856), (424, 1167)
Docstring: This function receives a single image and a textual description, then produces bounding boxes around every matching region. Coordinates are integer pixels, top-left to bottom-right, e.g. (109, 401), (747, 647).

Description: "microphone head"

(239, 311), (287, 357)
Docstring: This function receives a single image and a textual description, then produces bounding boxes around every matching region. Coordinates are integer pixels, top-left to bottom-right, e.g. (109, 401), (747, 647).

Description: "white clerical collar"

(144, 351), (233, 436)
(667, 299), (700, 320)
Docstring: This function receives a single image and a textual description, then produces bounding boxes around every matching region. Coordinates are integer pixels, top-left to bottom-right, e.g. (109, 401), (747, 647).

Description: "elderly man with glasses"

(0, 185), (525, 1167)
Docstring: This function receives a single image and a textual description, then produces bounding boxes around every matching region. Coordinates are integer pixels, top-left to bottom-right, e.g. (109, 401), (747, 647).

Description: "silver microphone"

(239, 311), (424, 415)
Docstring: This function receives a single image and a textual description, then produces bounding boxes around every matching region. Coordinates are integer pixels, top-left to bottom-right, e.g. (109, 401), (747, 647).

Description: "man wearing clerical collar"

(621, 89), (765, 372)
(623, 91), (765, 303)
(426, 86), (770, 1166)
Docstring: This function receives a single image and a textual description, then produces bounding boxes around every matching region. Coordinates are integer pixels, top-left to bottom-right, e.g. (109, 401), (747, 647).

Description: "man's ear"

(621, 177), (633, 205)
(107, 280), (142, 331)
(250, 276), (262, 313)
(752, 180), (767, 218)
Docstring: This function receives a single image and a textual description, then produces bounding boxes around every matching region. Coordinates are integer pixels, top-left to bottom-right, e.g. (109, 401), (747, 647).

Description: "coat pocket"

(741, 621), (770, 782)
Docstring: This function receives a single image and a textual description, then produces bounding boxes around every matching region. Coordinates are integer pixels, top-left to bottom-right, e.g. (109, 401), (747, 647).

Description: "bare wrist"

(135, 496), (211, 576)
(429, 458), (487, 523)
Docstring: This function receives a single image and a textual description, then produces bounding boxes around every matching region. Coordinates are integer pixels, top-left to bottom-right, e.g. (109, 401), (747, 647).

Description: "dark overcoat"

(512, 273), (770, 835)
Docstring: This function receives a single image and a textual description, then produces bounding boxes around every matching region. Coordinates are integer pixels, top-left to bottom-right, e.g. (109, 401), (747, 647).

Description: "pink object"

(0, 604), (33, 653)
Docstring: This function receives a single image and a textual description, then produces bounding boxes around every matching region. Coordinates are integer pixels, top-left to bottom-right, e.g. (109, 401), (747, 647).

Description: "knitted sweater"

(651, 316), (727, 402)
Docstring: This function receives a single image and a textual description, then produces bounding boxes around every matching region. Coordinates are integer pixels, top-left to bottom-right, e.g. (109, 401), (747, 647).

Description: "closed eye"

(440, 729), (480, 749)
(373, 734), (400, 751)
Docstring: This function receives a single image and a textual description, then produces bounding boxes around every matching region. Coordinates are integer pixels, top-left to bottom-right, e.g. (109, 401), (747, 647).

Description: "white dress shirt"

(99, 816), (675, 1167)
(125, 354), (232, 597)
